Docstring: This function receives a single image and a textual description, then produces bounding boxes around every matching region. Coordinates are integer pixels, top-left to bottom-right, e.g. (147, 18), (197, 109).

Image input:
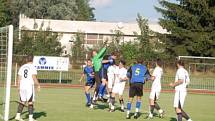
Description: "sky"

(89, 0), (175, 23)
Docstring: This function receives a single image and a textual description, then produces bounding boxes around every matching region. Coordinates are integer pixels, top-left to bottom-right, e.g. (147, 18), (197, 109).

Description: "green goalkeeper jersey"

(92, 47), (107, 72)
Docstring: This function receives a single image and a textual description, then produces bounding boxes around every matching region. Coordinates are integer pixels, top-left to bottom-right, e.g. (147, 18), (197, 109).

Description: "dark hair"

(136, 58), (143, 64)
(25, 55), (33, 63)
(111, 51), (118, 56)
(87, 59), (92, 62)
(156, 58), (162, 67)
(120, 60), (126, 66)
(177, 60), (184, 66)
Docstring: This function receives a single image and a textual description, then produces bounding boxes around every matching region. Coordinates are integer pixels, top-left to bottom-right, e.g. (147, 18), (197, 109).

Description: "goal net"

(178, 56), (215, 92)
(0, 25), (13, 121)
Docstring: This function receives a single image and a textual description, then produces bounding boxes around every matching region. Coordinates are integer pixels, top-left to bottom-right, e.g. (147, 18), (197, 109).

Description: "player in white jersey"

(109, 60), (127, 112)
(148, 59), (164, 119)
(15, 55), (40, 121)
(107, 61), (117, 95)
(169, 60), (192, 121)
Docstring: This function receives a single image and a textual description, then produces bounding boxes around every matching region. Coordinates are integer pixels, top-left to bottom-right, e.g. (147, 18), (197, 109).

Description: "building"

(19, 14), (167, 55)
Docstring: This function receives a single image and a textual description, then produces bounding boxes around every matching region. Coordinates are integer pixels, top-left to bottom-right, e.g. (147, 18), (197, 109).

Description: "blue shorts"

(85, 80), (95, 88)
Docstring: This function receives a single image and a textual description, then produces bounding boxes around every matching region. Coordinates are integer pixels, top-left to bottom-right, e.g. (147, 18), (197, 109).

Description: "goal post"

(0, 25), (13, 121)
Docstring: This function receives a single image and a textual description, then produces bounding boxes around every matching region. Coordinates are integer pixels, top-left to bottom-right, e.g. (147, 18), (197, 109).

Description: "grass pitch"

(4, 88), (215, 121)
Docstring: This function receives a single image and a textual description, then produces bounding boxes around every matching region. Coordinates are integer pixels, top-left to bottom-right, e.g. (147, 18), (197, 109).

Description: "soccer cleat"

(109, 109), (115, 112)
(159, 110), (165, 118)
(126, 113), (131, 119)
(86, 103), (91, 107)
(187, 119), (192, 121)
(15, 115), (25, 121)
(29, 118), (37, 121)
(120, 108), (125, 112)
(134, 112), (140, 119)
(146, 113), (153, 119)
(89, 104), (94, 109)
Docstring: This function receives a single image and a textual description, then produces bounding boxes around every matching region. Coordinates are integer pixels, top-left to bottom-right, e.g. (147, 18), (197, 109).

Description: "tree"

(71, 32), (86, 64)
(14, 25), (63, 60)
(156, 0), (215, 57)
(2, 0), (95, 27)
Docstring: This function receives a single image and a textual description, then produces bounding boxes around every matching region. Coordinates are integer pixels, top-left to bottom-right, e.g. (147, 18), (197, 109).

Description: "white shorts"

(19, 87), (35, 102)
(173, 90), (187, 108)
(112, 82), (126, 96)
(149, 90), (160, 100)
(108, 75), (114, 89)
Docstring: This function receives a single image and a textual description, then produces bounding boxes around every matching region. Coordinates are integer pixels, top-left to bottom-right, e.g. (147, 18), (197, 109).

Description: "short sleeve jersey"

(151, 66), (163, 91)
(175, 67), (190, 91)
(84, 66), (94, 83)
(18, 63), (37, 89)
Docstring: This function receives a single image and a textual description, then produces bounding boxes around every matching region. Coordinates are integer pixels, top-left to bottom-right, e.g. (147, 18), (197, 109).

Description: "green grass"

(1, 88), (215, 121)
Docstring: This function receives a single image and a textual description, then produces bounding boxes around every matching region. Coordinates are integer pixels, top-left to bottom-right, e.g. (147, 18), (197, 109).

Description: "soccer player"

(109, 60), (127, 112)
(126, 59), (150, 119)
(15, 55), (40, 121)
(79, 59), (95, 107)
(169, 60), (192, 121)
(148, 59), (164, 119)
(91, 47), (106, 106)
(98, 52), (117, 100)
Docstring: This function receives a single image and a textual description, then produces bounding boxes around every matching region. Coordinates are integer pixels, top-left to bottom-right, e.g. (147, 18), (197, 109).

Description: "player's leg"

(28, 94), (37, 121)
(109, 92), (116, 112)
(148, 91), (155, 118)
(153, 92), (164, 118)
(84, 84), (92, 106)
(174, 91), (183, 121)
(118, 82), (126, 112)
(92, 71), (101, 103)
(15, 90), (26, 121)
(134, 83), (143, 119)
(107, 75), (114, 103)
(126, 83), (135, 119)
(179, 91), (192, 121)
(98, 68), (107, 99)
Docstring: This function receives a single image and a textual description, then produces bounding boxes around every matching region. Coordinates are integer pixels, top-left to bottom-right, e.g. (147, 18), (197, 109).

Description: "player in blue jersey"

(80, 59), (95, 107)
(126, 58), (151, 119)
(97, 52), (117, 101)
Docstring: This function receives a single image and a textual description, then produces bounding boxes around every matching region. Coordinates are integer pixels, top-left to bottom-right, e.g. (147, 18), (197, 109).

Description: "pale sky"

(90, 0), (176, 23)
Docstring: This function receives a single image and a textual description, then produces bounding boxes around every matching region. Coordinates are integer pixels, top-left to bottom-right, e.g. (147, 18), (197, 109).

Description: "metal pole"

(59, 71), (62, 83)
(14, 63), (18, 86)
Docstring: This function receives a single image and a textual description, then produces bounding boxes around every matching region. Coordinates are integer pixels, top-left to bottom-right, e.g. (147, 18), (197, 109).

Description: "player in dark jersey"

(80, 59), (95, 107)
(126, 59), (150, 119)
(97, 52), (117, 101)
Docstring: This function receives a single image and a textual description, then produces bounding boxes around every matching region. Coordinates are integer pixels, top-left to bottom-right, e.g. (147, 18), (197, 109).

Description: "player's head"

(156, 58), (162, 67)
(176, 60), (184, 68)
(111, 51), (117, 59)
(86, 59), (92, 66)
(119, 60), (126, 68)
(25, 55), (34, 63)
(136, 58), (143, 64)
(92, 49), (97, 57)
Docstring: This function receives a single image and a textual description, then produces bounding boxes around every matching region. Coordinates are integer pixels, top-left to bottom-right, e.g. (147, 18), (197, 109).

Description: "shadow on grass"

(170, 117), (177, 121)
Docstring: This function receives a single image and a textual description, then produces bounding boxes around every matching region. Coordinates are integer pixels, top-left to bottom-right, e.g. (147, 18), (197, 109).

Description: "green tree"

(156, 0), (215, 57)
(3, 0), (95, 27)
(14, 25), (63, 57)
(71, 32), (86, 64)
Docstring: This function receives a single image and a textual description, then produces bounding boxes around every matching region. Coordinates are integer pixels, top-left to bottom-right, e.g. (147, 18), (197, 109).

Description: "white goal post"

(178, 56), (215, 73)
(0, 25), (13, 121)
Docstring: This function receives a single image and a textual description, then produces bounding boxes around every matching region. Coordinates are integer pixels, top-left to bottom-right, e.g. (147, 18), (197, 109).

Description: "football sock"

(101, 85), (106, 97)
(177, 113), (182, 121)
(28, 104), (34, 115)
(127, 102), (131, 111)
(17, 103), (24, 113)
(85, 92), (91, 104)
(98, 84), (105, 97)
(181, 109), (190, 120)
(111, 97), (115, 105)
(119, 99), (124, 109)
(135, 101), (141, 112)
(150, 105), (155, 114)
(154, 102), (161, 110)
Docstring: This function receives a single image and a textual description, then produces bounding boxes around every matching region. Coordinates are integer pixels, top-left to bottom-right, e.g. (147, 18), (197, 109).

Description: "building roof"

(19, 15), (168, 35)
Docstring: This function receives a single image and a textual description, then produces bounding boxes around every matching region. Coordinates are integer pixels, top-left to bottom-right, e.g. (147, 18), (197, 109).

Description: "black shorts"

(129, 83), (144, 97)
(85, 79), (95, 88)
(100, 68), (108, 81)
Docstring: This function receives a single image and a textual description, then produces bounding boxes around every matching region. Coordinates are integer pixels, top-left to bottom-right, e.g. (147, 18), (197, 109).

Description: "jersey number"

(24, 69), (28, 78)
(135, 68), (140, 76)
